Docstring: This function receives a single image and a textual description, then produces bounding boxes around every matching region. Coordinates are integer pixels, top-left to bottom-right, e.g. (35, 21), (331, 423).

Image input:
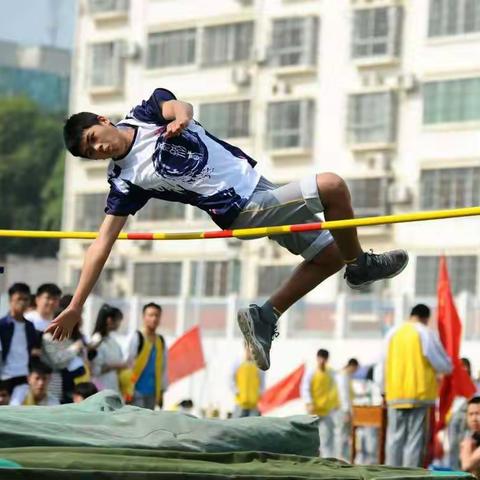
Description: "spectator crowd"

(1, 282), (480, 476)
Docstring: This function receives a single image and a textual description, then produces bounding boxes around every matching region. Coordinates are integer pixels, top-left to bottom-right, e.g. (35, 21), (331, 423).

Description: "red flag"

(436, 256), (476, 429)
(167, 325), (205, 384)
(259, 364), (305, 414)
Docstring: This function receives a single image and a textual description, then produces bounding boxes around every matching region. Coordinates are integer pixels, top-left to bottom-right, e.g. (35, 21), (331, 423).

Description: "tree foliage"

(0, 96), (65, 256)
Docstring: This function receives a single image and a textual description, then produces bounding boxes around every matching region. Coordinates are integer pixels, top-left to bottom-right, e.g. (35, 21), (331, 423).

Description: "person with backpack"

(127, 303), (167, 410)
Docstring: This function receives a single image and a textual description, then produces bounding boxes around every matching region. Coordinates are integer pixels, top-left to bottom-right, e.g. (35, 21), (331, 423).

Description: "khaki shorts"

(231, 176), (334, 261)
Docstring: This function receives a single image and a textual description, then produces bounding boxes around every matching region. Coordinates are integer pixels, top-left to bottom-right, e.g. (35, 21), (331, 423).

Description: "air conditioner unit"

(385, 73), (418, 93)
(232, 66), (251, 87)
(120, 42), (141, 60)
(360, 71), (383, 88)
(387, 184), (413, 205)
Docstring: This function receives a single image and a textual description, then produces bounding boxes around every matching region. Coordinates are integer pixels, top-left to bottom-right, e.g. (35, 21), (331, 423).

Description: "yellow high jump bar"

(0, 206), (479, 241)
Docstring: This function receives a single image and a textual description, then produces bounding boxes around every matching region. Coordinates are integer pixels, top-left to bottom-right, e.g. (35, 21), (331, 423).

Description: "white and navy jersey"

(105, 88), (260, 229)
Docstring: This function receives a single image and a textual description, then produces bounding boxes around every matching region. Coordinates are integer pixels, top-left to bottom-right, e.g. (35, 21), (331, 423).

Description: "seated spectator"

(22, 360), (59, 406)
(0, 283), (41, 405)
(460, 396), (480, 478)
(25, 283), (62, 333)
(91, 304), (127, 393)
(72, 382), (98, 403)
(0, 381), (11, 406)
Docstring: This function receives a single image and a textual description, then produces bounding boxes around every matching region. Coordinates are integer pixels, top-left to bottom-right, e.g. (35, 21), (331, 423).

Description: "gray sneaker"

(237, 304), (279, 371)
(344, 249), (409, 290)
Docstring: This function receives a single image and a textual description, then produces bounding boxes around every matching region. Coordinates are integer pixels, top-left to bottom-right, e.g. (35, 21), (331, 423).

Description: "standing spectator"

(460, 396), (480, 478)
(384, 304), (452, 467)
(336, 358), (359, 460)
(127, 303), (167, 409)
(25, 284), (62, 333)
(0, 381), (11, 406)
(91, 304), (126, 393)
(0, 283), (41, 405)
(448, 358), (475, 470)
(301, 349), (339, 457)
(22, 360), (59, 406)
(230, 344), (265, 418)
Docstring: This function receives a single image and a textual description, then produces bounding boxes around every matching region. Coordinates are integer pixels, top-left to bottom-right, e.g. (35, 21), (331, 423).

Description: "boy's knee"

(316, 173), (350, 203)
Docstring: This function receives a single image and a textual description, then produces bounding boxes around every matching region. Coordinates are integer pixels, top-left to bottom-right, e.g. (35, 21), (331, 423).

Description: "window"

(269, 17), (318, 67)
(428, 0), (480, 37)
(420, 167), (480, 209)
(202, 22), (253, 66)
(147, 29), (196, 68)
(89, 0), (129, 14)
(347, 92), (397, 144)
(133, 262), (182, 296)
(423, 78), (480, 124)
(190, 260), (241, 297)
(90, 41), (124, 88)
(257, 266), (293, 296)
(352, 7), (403, 58)
(137, 200), (186, 221)
(416, 256), (478, 296)
(267, 100), (314, 149)
(347, 178), (388, 217)
(199, 101), (250, 138)
(75, 193), (106, 230)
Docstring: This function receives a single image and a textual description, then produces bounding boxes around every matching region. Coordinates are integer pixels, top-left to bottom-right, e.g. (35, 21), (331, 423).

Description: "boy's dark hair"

(63, 112), (100, 157)
(73, 382), (98, 400)
(410, 304), (430, 320)
(317, 349), (329, 360)
(468, 396), (480, 406)
(142, 302), (162, 314)
(8, 282), (31, 298)
(36, 283), (62, 298)
(0, 380), (11, 395)
(347, 358), (359, 368)
(29, 359), (52, 376)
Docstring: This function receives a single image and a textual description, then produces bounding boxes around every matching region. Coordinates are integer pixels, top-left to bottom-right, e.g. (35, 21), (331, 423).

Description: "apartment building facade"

(61, 0), (480, 412)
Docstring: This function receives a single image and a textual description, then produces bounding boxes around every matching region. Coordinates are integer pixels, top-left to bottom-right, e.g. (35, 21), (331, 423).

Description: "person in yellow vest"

(384, 304), (452, 467)
(231, 344), (265, 417)
(301, 348), (339, 457)
(22, 360), (59, 406)
(127, 302), (167, 410)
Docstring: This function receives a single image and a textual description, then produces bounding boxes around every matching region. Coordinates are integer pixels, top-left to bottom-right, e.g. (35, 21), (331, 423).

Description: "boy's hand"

(163, 117), (189, 139)
(45, 307), (82, 341)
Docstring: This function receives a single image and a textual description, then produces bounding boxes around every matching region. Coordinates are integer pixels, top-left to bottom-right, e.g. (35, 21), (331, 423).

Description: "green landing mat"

(0, 447), (474, 479)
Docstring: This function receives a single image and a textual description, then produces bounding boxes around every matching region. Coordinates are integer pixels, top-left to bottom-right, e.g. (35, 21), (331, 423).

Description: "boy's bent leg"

(315, 173), (408, 289)
(238, 243), (343, 370)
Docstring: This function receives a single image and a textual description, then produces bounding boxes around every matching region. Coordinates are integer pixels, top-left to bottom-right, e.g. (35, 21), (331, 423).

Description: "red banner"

(259, 364), (305, 414)
(167, 326), (205, 384)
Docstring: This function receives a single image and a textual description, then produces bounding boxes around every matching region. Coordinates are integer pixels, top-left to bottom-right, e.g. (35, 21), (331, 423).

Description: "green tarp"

(0, 392), (473, 479)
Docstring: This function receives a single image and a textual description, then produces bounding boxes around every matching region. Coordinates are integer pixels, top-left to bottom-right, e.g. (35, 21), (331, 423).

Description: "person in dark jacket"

(0, 283), (41, 404)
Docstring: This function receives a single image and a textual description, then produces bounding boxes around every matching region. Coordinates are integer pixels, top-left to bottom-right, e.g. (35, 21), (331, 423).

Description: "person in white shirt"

(25, 283), (62, 333)
(90, 304), (127, 393)
(336, 358), (359, 460)
(0, 283), (41, 405)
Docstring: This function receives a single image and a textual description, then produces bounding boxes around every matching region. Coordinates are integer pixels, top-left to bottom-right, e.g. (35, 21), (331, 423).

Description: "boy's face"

(9, 292), (30, 317)
(317, 356), (328, 369)
(36, 293), (60, 318)
(0, 389), (10, 406)
(28, 372), (49, 400)
(73, 393), (84, 404)
(81, 116), (125, 160)
(143, 307), (161, 331)
(467, 403), (480, 433)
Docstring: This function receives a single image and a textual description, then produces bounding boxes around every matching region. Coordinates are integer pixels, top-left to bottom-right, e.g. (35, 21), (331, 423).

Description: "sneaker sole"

(346, 251), (409, 290)
(237, 309), (270, 371)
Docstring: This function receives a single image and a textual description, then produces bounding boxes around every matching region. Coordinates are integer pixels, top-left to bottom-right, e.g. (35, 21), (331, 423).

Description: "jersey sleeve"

(129, 88), (177, 125)
(105, 178), (149, 216)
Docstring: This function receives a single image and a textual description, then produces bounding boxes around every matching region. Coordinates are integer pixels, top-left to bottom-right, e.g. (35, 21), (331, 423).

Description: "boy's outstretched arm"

(46, 214), (128, 340)
(161, 100), (193, 139)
